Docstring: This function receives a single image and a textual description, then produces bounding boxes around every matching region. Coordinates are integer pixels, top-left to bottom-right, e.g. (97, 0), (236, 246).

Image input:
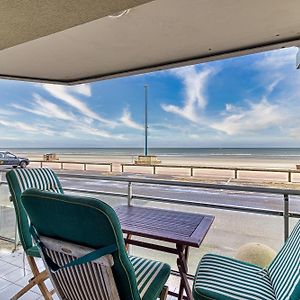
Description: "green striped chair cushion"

(12, 168), (63, 194)
(6, 168), (64, 254)
(129, 256), (170, 300)
(193, 254), (276, 300)
(268, 220), (300, 300)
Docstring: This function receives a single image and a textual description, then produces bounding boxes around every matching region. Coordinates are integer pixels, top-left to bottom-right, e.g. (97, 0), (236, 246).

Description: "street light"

(144, 85), (148, 156)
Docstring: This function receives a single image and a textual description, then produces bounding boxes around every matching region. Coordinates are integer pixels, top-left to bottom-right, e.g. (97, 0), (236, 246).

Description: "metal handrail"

(30, 160), (113, 172)
(57, 172), (300, 195)
(121, 163), (300, 182)
(29, 159), (300, 182)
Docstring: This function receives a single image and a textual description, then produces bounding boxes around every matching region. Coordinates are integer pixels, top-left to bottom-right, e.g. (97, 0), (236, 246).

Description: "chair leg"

(159, 286), (168, 300)
(11, 270), (48, 300)
(27, 256), (53, 300)
(11, 256), (53, 300)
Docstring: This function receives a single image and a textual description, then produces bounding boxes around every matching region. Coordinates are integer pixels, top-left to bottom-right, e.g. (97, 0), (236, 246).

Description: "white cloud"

(9, 86), (130, 141)
(207, 48), (300, 138)
(71, 84), (91, 97)
(120, 108), (143, 130)
(266, 77), (282, 94)
(189, 133), (202, 140)
(60, 132), (76, 138)
(0, 135), (19, 141)
(161, 66), (215, 123)
(255, 47), (297, 70)
(211, 98), (284, 135)
(0, 109), (16, 116)
(288, 128), (300, 138)
(42, 84), (116, 126)
(74, 124), (126, 140)
(224, 104), (236, 113)
(0, 120), (54, 136)
(255, 47), (300, 96)
(0, 120), (36, 132)
(12, 94), (76, 121)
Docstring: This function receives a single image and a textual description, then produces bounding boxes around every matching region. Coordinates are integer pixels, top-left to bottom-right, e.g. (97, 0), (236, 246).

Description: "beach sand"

(22, 151), (300, 168)
(21, 150), (300, 186)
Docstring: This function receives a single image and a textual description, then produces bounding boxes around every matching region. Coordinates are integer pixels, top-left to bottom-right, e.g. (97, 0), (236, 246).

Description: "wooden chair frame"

(11, 255), (54, 300)
(39, 236), (121, 300)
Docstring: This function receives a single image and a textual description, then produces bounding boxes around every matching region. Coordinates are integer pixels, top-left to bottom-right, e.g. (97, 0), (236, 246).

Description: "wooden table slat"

(115, 206), (214, 247)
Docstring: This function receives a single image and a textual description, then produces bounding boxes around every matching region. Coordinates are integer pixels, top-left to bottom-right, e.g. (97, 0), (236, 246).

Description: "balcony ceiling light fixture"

(108, 9), (130, 18)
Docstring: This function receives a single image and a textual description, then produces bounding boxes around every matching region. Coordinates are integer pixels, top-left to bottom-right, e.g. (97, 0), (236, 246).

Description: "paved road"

(59, 174), (300, 214)
(1, 168), (300, 213)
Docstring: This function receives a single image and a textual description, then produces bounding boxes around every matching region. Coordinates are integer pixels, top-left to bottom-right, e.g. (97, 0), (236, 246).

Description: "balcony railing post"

(288, 171), (292, 183)
(234, 169), (238, 179)
(110, 163), (113, 172)
(40, 161), (43, 168)
(283, 194), (289, 241)
(121, 164), (124, 172)
(83, 163), (86, 171)
(61, 162), (64, 170)
(190, 167), (193, 176)
(153, 166), (156, 175)
(128, 182), (133, 206)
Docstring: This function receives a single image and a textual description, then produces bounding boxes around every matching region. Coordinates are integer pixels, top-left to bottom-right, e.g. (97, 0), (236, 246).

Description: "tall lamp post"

(135, 85), (160, 165)
(144, 85), (148, 156)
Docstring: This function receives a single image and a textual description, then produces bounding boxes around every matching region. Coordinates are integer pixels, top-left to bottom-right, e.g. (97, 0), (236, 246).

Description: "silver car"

(0, 151), (30, 168)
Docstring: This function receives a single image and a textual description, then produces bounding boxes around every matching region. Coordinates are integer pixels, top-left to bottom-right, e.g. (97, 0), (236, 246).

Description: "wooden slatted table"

(115, 205), (214, 300)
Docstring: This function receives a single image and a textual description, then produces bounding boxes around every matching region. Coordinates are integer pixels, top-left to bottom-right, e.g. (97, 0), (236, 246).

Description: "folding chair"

(21, 188), (171, 300)
(6, 168), (63, 300)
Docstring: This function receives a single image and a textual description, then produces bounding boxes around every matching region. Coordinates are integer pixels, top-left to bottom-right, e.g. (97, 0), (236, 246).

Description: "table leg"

(176, 245), (192, 300)
(125, 234), (132, 252)
(178, 274), (184, 300)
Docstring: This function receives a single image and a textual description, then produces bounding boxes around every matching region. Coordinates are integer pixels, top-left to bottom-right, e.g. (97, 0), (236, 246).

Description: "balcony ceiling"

(1, 0), (300, 85)
(0, 0), (153, 50)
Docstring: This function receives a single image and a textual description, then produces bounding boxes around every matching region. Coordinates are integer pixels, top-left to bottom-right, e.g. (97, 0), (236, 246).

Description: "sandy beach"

(15, 149), (300, 186)
(18, 150), (300, 168)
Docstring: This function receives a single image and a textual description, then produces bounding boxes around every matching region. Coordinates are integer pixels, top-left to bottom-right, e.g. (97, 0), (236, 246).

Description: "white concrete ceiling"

(0, 0), (300, 84)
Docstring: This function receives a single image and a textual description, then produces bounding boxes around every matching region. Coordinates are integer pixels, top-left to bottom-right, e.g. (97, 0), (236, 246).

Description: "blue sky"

(0, 47), (300, 148)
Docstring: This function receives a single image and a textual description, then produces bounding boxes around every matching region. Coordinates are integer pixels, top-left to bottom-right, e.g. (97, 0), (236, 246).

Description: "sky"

(0, 47), (300, 148)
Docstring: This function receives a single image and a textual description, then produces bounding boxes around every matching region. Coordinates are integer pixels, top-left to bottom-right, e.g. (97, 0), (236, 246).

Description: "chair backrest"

(268, 220), (300, 300)
(6, 168), (64, 252)
(40, 235), (121, 300)
(21, 189), (141, 300)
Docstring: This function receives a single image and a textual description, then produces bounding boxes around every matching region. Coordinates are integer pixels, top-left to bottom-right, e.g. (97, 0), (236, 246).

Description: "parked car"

(0, 151), (30, 168)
